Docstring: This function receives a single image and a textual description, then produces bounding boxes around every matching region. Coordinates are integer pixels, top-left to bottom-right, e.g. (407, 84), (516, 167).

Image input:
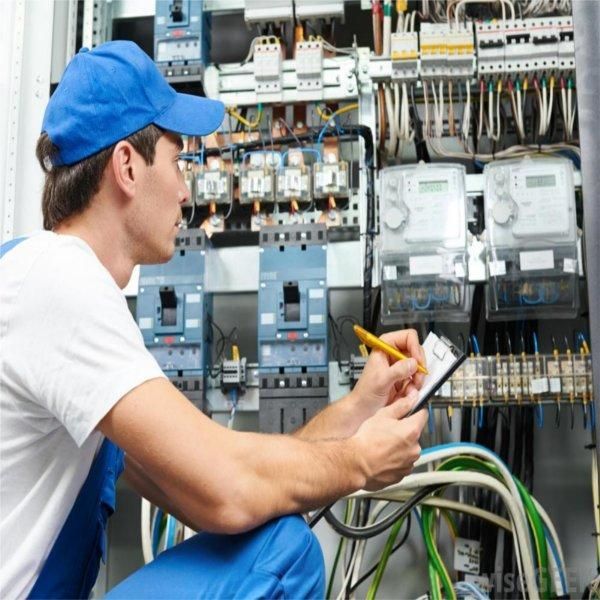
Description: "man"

(0, 41), (428, 598)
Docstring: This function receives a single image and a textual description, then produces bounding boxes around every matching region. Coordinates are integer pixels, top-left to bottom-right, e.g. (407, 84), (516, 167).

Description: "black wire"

(346, 514), (412, 594)
(311, 485), (441, 539)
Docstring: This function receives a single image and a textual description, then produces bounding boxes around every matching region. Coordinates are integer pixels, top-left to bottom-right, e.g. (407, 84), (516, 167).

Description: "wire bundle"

(322, 442), (568, 600)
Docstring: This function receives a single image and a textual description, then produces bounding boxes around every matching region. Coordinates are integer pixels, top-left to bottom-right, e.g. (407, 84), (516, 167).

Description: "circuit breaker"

(379, 163), (471, 323)
(136, 229), (212, 410)
(154, 0), (211, 83)
(483, 156), (579, 320)
(257, 224), (328, 433)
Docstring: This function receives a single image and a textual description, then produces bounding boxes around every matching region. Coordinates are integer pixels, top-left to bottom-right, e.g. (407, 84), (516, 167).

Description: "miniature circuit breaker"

(379, 163), (471, 323)
(136, 229), (212, 411)
(153, 0), (210, 83)
(257, 224), (328, 433)
(390, 32), (419, 81)
(483, 156), (579, 321)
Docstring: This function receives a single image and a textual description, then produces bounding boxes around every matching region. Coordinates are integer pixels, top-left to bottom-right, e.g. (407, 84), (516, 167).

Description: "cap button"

(79, 46), (90, 53)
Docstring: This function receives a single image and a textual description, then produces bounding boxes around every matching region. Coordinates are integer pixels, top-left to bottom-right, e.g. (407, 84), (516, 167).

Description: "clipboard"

(405, 332), (466, 416)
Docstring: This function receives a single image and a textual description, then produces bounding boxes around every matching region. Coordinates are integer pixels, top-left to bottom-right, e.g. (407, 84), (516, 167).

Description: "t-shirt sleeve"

(14, 244), (166, 446)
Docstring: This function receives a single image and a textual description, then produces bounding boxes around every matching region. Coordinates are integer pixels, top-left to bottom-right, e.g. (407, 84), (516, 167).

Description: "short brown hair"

(36, 124), (164, 230)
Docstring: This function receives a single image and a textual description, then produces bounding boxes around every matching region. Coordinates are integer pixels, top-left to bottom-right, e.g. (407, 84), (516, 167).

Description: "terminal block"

(295, 40), (323, 92)
(221, 357), (247, 395)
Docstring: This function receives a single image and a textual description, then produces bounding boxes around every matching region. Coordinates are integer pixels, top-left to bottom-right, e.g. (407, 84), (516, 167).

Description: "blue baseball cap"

(42, 41), (225, 166)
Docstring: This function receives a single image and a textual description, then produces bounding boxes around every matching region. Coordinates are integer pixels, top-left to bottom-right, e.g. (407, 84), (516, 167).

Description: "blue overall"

(3, 237), (324, 599)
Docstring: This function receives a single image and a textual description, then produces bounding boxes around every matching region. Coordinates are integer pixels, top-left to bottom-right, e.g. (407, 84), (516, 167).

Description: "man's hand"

(350, 389), (428, 491)
(349, 327), (426, 411)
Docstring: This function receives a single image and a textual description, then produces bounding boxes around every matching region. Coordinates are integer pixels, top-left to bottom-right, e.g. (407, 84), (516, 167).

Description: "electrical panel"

(257, 224), (328, 433)
(483, 156), (579, 320)
(154, 0), (210, 83)
(379, 163), (471, 323)
(137, 229), (212, 410)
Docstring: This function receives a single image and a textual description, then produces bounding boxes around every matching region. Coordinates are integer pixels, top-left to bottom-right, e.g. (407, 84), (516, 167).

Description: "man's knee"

(253, 514), (325, 598)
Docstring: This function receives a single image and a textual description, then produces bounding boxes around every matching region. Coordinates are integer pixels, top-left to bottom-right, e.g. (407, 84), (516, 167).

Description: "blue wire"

(151, 508), (164, 557)
(281, 148), (322, 165)
(590, 401), (596, 430)
(412, 293), (432, 311)
(478, 405), (484, 428)
(165, 515), (177, 549)
(535, 403), (544, 428)
(200, 144), (205, 166)
(543, 524), (568, 595)
(470, 334), (480, 355)
(428, 403), (435, 434)
(532, 332), (539, 354)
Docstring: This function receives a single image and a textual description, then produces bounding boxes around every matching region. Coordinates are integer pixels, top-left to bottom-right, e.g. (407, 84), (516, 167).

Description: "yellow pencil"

(353, 324), (429, 375)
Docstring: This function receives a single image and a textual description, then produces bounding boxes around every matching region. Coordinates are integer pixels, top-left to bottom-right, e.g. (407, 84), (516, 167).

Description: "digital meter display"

(525, 174), (556, 188)
(419, 180), (449, 194)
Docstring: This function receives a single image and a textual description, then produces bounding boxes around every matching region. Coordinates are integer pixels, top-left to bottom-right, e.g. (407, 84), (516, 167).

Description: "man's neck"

(54, 218), (136, 289)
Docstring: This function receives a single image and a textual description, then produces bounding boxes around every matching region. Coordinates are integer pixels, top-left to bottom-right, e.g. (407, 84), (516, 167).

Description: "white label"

(186, 293), (201, 304)
(454, 538), (481, 575)
(489, 260), (506, 277)
(383, 265), (398, 281)
(454, 262), (466, 278)
(138, 317), (153, 330)
(530, 377), (549, 394)
(309, 288), (325, 299)
(185, 319), (200, 329)
(262, 344), (271, 357)
(520, 250), (554, 271)
(563, 258), (577, 274)
(261, 312), (276, 325)
(309, 314), (324, 324)
(409, 255), (444, 276)
(549, 377), (562, 393)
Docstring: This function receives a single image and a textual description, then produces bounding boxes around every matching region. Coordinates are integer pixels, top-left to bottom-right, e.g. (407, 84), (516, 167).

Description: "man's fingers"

(385, 356), (417, 387)
(382, 390), (418, 419)
(380, 329), (427, 370)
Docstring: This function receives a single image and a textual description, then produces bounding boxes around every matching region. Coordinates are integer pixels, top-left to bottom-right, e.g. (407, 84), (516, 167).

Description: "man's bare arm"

(98, 376), (426, 535)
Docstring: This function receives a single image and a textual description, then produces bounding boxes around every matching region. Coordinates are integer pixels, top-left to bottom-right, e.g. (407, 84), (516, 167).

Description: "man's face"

(131, 133), (190, 264)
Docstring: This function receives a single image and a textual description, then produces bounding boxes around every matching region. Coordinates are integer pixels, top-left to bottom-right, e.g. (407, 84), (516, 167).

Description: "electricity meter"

(483, 156), (578, 320)
(275, 150), (313, 204)
(314, 158), (349, 199)
(239, 152), (277, 204)
(196, 164), (232, 206)
(379, 163), (471, 323)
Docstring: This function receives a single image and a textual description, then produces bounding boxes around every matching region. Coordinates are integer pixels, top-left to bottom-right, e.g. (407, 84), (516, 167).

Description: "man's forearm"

(293, 392), (376, 441)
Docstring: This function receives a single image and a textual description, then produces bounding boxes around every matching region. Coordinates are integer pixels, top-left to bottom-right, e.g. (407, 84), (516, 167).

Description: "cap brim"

(154, 93), (225, 137)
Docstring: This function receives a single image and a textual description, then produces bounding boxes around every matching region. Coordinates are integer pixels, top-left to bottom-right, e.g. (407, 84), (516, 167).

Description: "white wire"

(393, 82), (402, 143)
(384, 84), (397, 156)
(477, 82), (484, 140)
(141, 497), (153, 564)
(454, 0), (515, 25)
(351, 471), (538, 599)
(495, 82), (501, 141)
(461, 79), (471, 142)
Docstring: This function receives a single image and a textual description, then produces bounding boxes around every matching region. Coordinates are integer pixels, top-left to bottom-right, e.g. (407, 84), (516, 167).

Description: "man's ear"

(111, 141), (139, 199)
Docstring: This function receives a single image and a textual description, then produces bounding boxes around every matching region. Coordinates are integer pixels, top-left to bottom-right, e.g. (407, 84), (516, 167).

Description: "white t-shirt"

(0, 232), (166, 598)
